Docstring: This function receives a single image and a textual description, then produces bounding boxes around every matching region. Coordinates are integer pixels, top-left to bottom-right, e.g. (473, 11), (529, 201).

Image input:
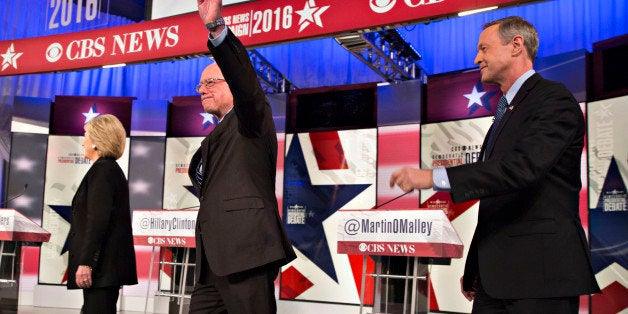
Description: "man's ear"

(511, 35), (525, 57)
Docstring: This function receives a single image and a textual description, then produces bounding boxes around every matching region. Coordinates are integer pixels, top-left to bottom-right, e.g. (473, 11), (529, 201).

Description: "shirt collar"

(218, 107), (233, 123)
(505, 69), (535, 103)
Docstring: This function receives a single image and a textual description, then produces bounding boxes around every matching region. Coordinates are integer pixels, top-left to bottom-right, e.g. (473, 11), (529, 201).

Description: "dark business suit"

(446, 74), (599, 301)
(187, 29), (296, 312)
(68, 156), (138, 312)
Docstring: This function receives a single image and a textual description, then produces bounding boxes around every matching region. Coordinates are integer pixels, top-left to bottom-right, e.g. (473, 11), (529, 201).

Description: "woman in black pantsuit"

(67, 114), (138, 313)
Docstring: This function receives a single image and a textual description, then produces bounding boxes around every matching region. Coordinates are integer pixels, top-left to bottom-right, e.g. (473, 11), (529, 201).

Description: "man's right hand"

(198, 0), (222, 25)
(389, 167), (434, 192)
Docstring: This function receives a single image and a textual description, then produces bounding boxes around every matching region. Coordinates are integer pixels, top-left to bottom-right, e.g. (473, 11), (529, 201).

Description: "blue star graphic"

(467, 81), (497, 115)
(49, 205), (72, 255)
(283, 135), (370, 282)
(200, 112), (217, 130)
(184, 185), (199, 198)
(590, 156), (628, 272)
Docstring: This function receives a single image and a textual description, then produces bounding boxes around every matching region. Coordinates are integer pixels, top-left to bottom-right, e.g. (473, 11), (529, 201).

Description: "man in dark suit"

(187, 0), (296, 312)
(390, 16), (599, 313)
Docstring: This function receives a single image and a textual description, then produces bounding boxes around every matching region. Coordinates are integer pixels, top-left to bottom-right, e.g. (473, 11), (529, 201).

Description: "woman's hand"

(76, 265), (93, 289)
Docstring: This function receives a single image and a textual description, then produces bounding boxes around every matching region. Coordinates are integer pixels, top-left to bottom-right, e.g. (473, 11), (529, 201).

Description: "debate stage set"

(1, 0), (627, 313)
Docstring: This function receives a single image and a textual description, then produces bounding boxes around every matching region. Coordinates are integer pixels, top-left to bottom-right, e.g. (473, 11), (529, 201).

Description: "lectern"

(337, 209), (463, 314)
(0, 208), (51, 313)
(132, 209), (197, 314)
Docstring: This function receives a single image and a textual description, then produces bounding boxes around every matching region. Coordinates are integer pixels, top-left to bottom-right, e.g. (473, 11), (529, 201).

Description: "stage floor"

(18, 306), (144, 314)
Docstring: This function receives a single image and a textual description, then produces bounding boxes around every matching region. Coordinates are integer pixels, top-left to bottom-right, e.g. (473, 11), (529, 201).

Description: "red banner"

(0, 0), (536, 76)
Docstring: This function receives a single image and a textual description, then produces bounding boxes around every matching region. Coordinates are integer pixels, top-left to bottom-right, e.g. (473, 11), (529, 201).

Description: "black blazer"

(447, 74), (600, 298)
(67, 157), (138, 289)
(188, 30), (296, 277)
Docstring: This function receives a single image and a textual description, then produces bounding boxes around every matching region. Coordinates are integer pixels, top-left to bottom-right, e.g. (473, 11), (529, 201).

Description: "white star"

(130, 179), (151, 195)
(1, 43), (23, 71)
(463, 86), (486, 108)
(295, 0), (330, 32)
(311, 6), (329, 27)
(82, 105), (100, 124)
(200, 112), (216, 125)
(13, 156), (36, 172)
(132, 143), (151, 157)
(12, 195), (34, 208)
(296, 1), (317, 24)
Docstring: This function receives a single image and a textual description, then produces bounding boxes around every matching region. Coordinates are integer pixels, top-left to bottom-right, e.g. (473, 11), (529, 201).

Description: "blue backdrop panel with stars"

(281, 130), (376, 304)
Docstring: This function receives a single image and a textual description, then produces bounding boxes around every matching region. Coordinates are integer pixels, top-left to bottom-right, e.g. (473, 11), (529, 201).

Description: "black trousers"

(189, 252), (279, 314)
(472, 280), (579, 314)
(81, 286), (120, 314)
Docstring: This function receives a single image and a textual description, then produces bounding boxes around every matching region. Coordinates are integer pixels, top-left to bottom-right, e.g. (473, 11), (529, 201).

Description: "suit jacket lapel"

(483, 73), (541, 159)
(200, 111), (235, 194)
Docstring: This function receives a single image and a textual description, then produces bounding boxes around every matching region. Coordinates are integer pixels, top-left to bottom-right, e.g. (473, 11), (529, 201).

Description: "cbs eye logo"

(370, 0), (396, 13)
(46, 43), (63, 62)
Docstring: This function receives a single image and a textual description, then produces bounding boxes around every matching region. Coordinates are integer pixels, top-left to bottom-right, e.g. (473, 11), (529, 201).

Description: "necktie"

(493, 96), (509, 126)
(484, 96), (509, 158)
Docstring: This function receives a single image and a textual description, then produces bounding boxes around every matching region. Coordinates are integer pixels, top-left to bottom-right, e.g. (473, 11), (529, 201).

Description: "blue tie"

(493, 96), (509, 126)
(484, 96), (509, 158)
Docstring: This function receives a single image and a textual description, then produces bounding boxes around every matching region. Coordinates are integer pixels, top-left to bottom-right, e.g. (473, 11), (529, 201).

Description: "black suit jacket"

(447, 74), (600, 298)
(67, 157), (138, 289)
(188, 30), (296, 277)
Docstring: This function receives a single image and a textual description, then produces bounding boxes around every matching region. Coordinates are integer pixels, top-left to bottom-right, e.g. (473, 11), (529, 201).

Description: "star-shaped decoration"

(49, 205), (73, 255)
(464, 85), (486, 108)
(130, 179), (151, 195)
(132, 143), (151, 157)
(465, 81), (497, 115)
(184, 185), (199, 198)
(283, 135), (370, 282)
(1, 43), (23, 71)
(590, 156), (628, 273)
(295, 0), (330, 32)
(200, 112), (217, 130)
(12, 156), (36, 172)
(11, 194), (34, 208)
(82, 104), (100, 124)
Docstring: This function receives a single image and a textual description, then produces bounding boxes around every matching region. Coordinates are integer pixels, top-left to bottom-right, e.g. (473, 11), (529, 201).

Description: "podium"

(132, 209), (197, 314)
(0, 208), (51, 313)
(336, 209), (463, 314)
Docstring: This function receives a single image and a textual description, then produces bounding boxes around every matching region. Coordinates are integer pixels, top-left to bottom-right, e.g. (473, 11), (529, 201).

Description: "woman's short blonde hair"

(84, 114), (127, 159)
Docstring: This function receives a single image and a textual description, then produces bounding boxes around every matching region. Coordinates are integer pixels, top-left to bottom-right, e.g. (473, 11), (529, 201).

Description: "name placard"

(0, 208), (51, 242)
(132, 209), (197, 247)
(336, 209), (463, 258)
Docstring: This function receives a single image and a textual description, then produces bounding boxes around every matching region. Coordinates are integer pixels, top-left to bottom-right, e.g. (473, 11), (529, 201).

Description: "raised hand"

(197, 0), (222, 24)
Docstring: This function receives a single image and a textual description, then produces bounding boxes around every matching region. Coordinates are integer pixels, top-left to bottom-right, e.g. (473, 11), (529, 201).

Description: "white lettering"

(404, 0), (444, 7)
(386, 244), (416, 254)
(366, 243), (385, 253)
(66, 40), (81, 60)
(165, 25), (179, 47)
(166, 237), (187, 245)
(145, 27), (167, 50)
(127, 31), (143, 53)
(111, 33), (128, 56)
(232, 24), (249, 37)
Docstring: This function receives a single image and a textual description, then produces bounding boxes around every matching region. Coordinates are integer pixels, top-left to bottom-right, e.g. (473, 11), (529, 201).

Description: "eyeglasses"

(195, 78), (225, 93)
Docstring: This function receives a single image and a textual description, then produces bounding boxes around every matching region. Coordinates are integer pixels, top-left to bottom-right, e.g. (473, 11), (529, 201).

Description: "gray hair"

(484, 16), (539, 61)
